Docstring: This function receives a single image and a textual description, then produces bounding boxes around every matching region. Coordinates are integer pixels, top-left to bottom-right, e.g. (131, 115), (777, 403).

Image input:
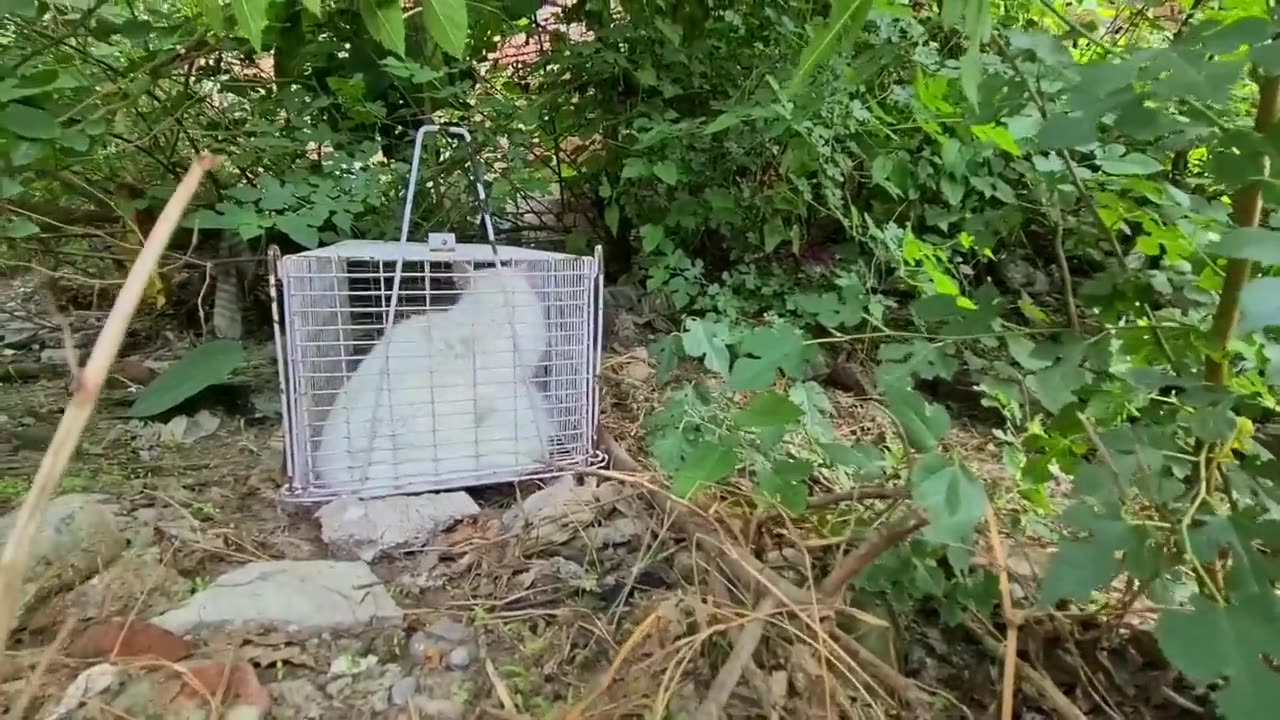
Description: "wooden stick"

(984, 504), (1020, 720)
(0, 154), (221, 650)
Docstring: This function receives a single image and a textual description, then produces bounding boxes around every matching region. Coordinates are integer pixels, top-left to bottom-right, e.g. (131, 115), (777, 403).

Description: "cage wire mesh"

(269, 125), (603, 501)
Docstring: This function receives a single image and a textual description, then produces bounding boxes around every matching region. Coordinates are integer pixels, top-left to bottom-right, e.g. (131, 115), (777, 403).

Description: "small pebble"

(425, 618), (472, 643)
(446, 645), (471, 670)
(389, 676), (417, 706)
(412, 698), (465, 720)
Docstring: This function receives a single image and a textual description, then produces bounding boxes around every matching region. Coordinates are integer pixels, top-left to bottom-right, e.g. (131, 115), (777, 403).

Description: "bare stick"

(984, 504), (1020, 720)
(0, 153), (221, 650)
(696, 595), (779, 720)
(1050, 222), (1080, 332)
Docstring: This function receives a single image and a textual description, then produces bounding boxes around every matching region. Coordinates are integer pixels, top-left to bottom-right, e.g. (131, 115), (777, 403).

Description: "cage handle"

(398, 124), (500, 255)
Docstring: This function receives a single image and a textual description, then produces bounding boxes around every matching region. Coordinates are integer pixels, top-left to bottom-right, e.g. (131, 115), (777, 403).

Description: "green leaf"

(819, 442), (885, 476)
(728, 324), (814, 392)
(0, 217), (39, 238)
(1006, 335), (1053, 371)
(680, 317), (731, 376)
(733, 391), (803, 428)
(360, 0), (406, 57)
(0, 0), (37, 17)
(670, 439), (738, 498)
(652, 161), (680, 186)
(757, 459), (812, 514)
(1196, 16), (1272, 54)
(1027, 359), (1090, 414)
(763, 217), (787, 252)
(639, 224), (665, 253)
(604, 204), (619, 236)
(230, 0), (269, 51)
(128, 340), (246, 417)
(1240, 278), (1280, 334)
(275, 212), (322, 248)
(704, 111), (744, 134)
(301, 0), (320, 15)
(1190, 406), (1237, 444)
(1039, 539), (1123, 605)
(910, 452), (986, 546)
(1251, 41), (1280, 74)
(1098, 152), (1163, 176)
(621, 158), (649, 179)
(0, 104), (59, 139)
(1036, 112), (1096, 150)
(1212, 228), (1280, 264)
(788, 0), (874, 94)
(883, 384), (950, 451)
(1156, 592), (1280, 720)
(424, 0), (468, 58)
(201, 0), (225, 30)
(959, 46), (982, 109)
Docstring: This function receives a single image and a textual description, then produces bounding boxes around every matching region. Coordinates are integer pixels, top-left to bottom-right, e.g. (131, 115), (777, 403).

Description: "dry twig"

(0, 153), (220, 650)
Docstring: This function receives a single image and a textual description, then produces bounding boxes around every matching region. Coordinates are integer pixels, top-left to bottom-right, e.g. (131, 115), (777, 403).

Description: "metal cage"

(268, 126), (604, 501)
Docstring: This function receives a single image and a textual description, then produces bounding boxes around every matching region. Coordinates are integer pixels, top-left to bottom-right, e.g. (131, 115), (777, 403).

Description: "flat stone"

(315, 493), (480, 562)
(0, 493), (125, 616)
(389, 676), (417, 706)
(504, 475), (604, 549)
(150, 560), (403, 636)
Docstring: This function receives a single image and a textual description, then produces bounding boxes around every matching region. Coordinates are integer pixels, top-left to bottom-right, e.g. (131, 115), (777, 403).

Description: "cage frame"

(268, 124), (605, 502)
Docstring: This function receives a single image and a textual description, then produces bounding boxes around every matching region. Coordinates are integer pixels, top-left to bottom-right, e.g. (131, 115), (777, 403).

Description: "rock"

(269, 679), (327, 719)
(110, 357), (158, 386)
(503, 475), (601, 548)
(0, 493), (125, 616)
(150, 560), (403, 635)
(446, 645), (472, 670)
(177, 661), (271, 715)
(424, 618), (472, 644)
(622, 359), (654, 382)
(407, 618), (474, 667)
(316, 493), (480, 562)
(389, 676), (417, 705)
(586, 517), (645, 547)
(44, 662), (122, 719)
(66, 619), (193, 662)
(409, 697), (466, 720)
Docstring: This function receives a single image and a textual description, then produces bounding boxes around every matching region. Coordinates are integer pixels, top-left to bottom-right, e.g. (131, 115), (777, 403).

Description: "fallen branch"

(700, 510), (931, 719)
(963, 617), (1087, 720)
(0, 154), (220, 651)
(695, 595), (779, 720)
(818, 511), (928, 599)
(831, 628), (932, 710)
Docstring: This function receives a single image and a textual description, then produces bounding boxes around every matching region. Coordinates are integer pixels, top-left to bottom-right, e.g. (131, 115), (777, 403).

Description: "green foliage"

(128, 340), (246, 417)
(9, 0), (1280, 712)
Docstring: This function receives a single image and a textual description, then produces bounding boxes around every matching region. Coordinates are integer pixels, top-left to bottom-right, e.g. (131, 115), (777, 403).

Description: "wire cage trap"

(269, 125), (604, 501)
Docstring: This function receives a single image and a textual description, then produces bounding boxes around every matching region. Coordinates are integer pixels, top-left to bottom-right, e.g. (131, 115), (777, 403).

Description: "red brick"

(66, 619), (193, 662)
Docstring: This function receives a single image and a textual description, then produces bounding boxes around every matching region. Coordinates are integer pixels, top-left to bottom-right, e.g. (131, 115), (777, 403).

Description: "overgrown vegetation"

(5, 0), (1280, 715)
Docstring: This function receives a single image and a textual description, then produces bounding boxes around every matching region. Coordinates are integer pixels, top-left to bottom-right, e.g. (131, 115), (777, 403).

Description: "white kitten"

(313, 261), (556, 492)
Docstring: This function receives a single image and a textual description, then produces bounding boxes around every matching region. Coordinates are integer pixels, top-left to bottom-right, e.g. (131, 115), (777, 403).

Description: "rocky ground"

(0, 273), (1193, 720)
(0, 271), (696, 719)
